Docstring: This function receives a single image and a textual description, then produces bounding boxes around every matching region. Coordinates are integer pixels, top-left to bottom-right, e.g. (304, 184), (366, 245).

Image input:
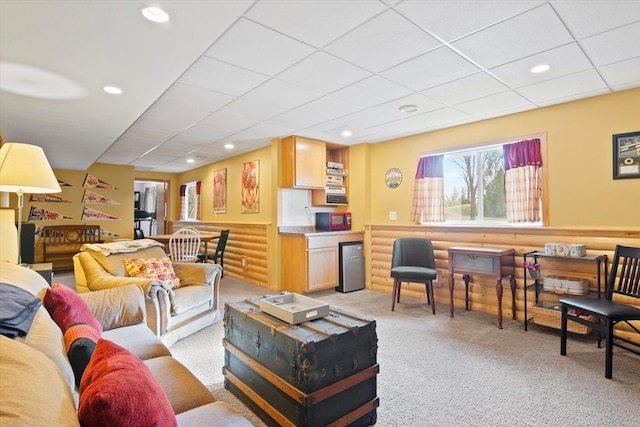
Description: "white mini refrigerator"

(337, 241), (364, 293)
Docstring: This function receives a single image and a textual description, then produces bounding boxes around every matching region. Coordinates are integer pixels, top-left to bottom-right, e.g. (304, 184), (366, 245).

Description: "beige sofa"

(0, 262), (251, 427)
(73, 239), (221, 346)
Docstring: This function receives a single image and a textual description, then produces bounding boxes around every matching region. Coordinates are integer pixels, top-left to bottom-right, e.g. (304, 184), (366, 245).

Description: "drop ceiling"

(1, 0), (639, 173)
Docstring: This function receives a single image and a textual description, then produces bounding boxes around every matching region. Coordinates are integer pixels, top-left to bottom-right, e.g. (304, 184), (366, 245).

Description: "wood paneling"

(172, 221), (271, 289)
(367, 224), (640, 326)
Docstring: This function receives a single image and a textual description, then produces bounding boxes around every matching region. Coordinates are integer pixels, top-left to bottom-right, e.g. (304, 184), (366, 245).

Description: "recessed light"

(224, 143), (234, 149)
(103, 86), (122, 94)
(142, 7), (170, 23)
(341, 130), (352, 137)
(186, 158), (195, 163)
(399, 104), (418, 114)
(531, 64), (550, 74)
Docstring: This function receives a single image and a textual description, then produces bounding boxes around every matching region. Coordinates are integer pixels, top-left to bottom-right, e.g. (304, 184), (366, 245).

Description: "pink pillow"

(44, 284), (103, 334)
(123, 257), (181, 289)
(78, 339), (177, 427)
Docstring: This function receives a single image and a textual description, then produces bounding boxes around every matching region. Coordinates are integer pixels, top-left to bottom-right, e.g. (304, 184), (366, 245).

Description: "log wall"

(172, 221), (271, 289)
(368, 224), (640, 328)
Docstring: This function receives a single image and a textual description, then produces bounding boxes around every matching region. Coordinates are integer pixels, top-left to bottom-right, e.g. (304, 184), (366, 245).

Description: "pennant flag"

(28, 206), (73, 220)
(82, 190), (121, 205)
(83, 174), (118, 190)
(100, 229), (120, 238)
(58, 179), (73, 187)
(81, 207), (120, 220)
(29, 193), (72, 203)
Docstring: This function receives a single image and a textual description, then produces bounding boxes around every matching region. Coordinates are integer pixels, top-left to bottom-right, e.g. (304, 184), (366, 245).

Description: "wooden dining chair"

(168, 227), (201, 262)
(197, 230), (229, 276)
(560, 245), (640, 379)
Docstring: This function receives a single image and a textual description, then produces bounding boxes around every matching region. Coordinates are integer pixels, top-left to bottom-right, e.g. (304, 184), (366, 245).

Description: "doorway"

(134, 180), (169, 238)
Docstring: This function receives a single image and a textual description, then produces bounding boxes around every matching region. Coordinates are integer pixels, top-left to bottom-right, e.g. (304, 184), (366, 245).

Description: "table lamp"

(0, 142), (61, 264)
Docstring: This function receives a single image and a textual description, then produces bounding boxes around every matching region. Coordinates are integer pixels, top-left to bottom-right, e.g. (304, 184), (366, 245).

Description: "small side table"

(448, 247), (516, 329)
(26, 263), (53, 286)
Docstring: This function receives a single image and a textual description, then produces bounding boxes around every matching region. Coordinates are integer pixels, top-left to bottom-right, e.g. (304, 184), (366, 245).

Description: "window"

(443, 145), (506, 223)
(183, 181), (198, 220)
(415, 136), (545, 225)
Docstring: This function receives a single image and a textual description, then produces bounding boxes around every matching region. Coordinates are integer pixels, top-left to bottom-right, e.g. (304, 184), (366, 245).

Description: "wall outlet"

(241, 256), (247, 269)
(389, 211), (397, 220)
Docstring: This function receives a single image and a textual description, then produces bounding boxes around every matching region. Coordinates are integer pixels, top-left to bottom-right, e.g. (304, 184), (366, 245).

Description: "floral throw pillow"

(123, 257), (180, 289)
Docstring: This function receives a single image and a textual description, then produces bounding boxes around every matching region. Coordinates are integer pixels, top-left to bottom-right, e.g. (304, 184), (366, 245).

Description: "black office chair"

(390, 238), (438, 314)
(560, 245), (640, 379)
(198, 230), (229, 276)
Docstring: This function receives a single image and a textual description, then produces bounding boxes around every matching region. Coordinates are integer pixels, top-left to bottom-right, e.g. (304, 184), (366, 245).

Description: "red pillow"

(44, 284), (103, 334)
(78, 339), (177, 427)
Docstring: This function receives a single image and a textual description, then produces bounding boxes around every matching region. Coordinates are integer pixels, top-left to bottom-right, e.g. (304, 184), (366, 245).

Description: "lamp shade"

(0, 143), (61, 194)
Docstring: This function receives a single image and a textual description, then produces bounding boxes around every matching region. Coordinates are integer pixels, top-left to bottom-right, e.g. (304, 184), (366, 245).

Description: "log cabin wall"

(368, 224), (640, 328)
(172, 220), (271, 289)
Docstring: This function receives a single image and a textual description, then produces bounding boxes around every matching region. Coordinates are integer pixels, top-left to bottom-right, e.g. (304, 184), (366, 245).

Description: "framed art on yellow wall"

(613, 131), (640, 179)
(213, 168), (227, 213)
(241, 160), (259, 213)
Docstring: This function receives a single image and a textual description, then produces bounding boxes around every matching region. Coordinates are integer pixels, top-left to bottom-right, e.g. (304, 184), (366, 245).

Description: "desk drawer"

(451, 252), (497, 274)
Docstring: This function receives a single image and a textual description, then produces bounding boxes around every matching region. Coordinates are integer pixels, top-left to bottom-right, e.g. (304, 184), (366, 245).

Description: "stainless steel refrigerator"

(337, 241), (364, 293)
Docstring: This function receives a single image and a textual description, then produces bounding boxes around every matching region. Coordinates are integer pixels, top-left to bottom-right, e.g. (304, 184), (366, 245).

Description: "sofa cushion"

(79, 284), (145, 331)
(102, 323), (171, 361)
(0, 335), (80, 427)
(172, 284), (214, 315)
(89, 246), (168, 277)
(44, 284), (103, 334)
(79, 339), (177, 427)
(144, 356), (216, 415)
(124, 257), (181, 289)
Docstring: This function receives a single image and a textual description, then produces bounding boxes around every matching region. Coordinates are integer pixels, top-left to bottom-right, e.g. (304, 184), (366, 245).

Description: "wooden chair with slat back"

(560, 245), (640, 379)
(197, 230), (229, 276)
(168, 227), (201, 262)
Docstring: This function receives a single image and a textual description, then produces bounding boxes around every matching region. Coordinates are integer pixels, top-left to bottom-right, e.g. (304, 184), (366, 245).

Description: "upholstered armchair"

(73, 239), (222, 346)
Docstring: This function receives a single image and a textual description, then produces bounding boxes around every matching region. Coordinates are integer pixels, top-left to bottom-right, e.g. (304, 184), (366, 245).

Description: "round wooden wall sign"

(385, 168), (402, 188)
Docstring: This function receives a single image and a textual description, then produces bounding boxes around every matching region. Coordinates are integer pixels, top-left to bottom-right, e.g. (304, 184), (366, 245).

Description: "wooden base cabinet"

(282, 232), (365, 294)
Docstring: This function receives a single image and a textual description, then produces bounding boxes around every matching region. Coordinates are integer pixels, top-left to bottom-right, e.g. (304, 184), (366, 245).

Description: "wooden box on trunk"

(223, 299), (378, 427)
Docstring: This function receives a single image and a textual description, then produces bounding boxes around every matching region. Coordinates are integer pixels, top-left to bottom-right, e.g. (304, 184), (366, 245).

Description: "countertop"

(278, 226), (364, 236)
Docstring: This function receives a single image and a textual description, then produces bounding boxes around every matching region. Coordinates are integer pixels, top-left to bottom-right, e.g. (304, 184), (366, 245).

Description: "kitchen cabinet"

(281, 136), (326, 189)
(281, 232), (365, 293)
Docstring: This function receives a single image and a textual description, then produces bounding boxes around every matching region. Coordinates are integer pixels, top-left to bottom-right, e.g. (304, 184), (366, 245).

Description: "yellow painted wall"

(364, 88), (640, 227)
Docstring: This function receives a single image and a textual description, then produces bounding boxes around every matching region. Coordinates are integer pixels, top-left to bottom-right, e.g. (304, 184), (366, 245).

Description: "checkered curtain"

(179, 184), (186, 220)
(410, 155), (445, 223)
(195, 181), (202, 220)
(503, 138), (543, 223)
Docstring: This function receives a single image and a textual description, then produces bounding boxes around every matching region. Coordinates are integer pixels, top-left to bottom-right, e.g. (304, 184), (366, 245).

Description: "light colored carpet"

(54, 271), (640, 426)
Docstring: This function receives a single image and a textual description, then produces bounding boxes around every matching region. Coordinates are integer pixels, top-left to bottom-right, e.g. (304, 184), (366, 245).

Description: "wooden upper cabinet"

(281, 136), (326, 189)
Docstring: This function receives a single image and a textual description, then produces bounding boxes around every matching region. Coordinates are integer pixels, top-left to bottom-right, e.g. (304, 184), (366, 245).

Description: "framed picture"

(213, 168), (227, 213)
(613, 131), (640, 179)
(241, 160), (259, 213)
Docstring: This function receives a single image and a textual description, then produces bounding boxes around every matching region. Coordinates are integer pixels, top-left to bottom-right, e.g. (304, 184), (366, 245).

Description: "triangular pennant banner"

(28, 206), (73, 220)
(81, 207), (120, 220)
(83, 174), (119, 190)
(29, 193), (72, 203)
(82, 190), (121, 205)
(58, 179), (73, 187)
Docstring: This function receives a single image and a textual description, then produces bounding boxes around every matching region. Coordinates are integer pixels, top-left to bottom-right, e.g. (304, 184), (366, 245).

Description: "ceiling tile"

(244, 79), (323, 110)
(369, 93), (446, 118)
(423, 72), (509, 105)
(396, 0), (544, 41)
(326, 9), (441, 72)
(158, 83), (235, 112)
(551, 0), (640, 39)
(198, 97), (285, 132)
(179, 56), (269, 97)
(489, 43), (594, 88)
(245, 0), (387, 47)
(517, 69), (609, 105)
(276, 51), (371, 94)
(203, 18), (315, 76)
(452, 3), (574, 68)
(455, 90), (534, 118)
(268, 95), (363, 130)
(599, 56), (640, 90)
(330, 75), (413, 108)
(580, 21), (640, 66)
(382, 46), (480, 91)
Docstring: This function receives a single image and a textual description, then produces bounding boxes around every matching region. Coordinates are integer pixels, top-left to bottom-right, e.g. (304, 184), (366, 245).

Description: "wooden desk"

(448, 246), (516, 329)
(149, 233), (219, 261)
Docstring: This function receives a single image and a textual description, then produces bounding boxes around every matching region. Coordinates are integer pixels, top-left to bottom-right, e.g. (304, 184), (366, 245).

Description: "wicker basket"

(531, 302), (595, 334)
